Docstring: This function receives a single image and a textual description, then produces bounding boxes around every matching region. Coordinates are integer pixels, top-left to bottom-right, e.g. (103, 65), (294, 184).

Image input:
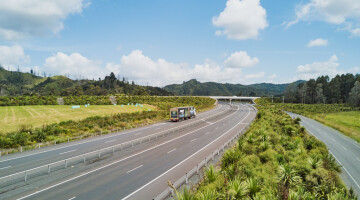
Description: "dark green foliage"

(0, 68), (172, 97)
(164, 79), (304, 96)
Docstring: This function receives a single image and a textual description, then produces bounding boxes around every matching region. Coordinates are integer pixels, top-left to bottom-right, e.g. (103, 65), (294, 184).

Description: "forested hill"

(0, 67), (172, 96)
(163, 79), (304, 96)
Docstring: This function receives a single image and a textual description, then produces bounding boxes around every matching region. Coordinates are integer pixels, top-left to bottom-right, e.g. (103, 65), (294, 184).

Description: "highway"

(287, 112), (360, 196)
(1, 102), (256, 199)
(0, 104), (227, 176)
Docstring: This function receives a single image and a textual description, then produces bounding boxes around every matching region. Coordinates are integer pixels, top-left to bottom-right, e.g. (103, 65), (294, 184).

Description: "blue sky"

(0, 0), (359, 86)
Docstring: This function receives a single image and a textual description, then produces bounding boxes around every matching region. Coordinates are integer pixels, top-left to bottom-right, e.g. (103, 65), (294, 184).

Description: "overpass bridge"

(209, 96), (260, 105)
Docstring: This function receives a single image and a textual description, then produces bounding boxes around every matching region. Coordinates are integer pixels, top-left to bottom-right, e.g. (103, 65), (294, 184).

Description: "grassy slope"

(313, 111), (360, 143)
(0, 105), (155, 133)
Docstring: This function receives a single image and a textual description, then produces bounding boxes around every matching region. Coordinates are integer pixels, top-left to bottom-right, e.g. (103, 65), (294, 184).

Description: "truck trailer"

(170, 106), (196, 122)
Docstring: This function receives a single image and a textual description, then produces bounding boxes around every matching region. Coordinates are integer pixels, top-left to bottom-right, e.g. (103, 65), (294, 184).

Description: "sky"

(0, 0), (359, 87)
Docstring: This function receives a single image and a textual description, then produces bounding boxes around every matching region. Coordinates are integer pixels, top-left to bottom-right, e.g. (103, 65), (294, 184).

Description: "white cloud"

(268, 74), (277, 79)
(286, 0), (360, 36)
(307, 38), (328, 47)
(245, 72), (265, 79)
(224, 51), (259, 68)
(44, 52), (105, 79)
(40, 50), (261, 86)
(212, 0), (268, 40)
(0, 0), (89, 40)
(295, 55), (340, 80)
(0, 45), (30, 66)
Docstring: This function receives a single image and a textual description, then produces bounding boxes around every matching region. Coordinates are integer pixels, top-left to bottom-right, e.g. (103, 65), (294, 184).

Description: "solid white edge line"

(68, 196), (76, 200)
(329, 150), (360, 190)
(190, 139), (196, 142)
(16, 104), (244, 200)
(122, 105), (253, 200)
(126, 165), (143, 174)
(59, 150), (76, 155)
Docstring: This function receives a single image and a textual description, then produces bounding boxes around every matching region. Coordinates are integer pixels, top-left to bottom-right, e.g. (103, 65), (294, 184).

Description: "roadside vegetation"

(175, 98), (357, 200)
(0, 96), (215, 149)
(273, 103), (360, 143)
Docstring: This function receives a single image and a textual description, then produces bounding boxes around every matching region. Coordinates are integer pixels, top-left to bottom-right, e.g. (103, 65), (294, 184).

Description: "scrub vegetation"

(0, 96), (215, 149)
(174, 98), (357, 200)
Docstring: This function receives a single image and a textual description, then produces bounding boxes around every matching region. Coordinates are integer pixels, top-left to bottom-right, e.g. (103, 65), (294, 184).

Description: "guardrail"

(0, 104), (225, 157)
(0, 105), (236, 188)
(154, 109), (256, 200)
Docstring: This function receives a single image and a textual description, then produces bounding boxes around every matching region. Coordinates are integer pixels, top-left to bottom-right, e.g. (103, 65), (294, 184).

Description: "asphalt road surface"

(1, 102), (256, 199)
(287, 112), (360, 197)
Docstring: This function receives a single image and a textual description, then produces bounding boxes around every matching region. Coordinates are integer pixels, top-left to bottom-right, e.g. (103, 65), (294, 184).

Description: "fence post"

(204, 157), (207, 167)
(83, 156), (86, 163)
(20, 147), (22, 152)
(24, 171), (28, 182)
(48, 164), (51, 174)
(98, 151), (101, 158)
(196, 164), (199, 174)
(212, 152), (214, 161)
(185, 173), (188, 184)
(38, 144), (40, 148)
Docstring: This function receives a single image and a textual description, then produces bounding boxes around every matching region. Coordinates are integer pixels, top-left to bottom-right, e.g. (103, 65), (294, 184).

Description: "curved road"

(287, 112), (360, 197)
(1, 102), (256, 199)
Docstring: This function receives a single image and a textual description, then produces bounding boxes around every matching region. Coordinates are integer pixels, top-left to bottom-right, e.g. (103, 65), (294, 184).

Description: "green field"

(314, 111), (360, 142)
(0, 104), (156, 133)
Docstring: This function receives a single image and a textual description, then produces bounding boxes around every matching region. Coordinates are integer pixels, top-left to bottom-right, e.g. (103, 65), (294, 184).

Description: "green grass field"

(0, 104), (156, 133)
(314, 111), (360, 142)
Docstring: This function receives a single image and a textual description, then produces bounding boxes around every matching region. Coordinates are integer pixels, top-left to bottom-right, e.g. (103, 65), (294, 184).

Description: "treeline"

(176, 98), (357, 199)
(284, 74), (360, 106)
(0, 67), (172, 96)
(0, 95), (212, 108)
(0, 97), (215, 148)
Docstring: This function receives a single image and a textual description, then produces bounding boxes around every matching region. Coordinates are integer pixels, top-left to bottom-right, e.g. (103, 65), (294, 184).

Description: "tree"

(349, 81), (360, 107)
(315, 83), (325, 104)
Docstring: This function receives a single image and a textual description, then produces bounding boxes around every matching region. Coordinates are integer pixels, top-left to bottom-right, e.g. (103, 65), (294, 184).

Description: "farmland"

(0, 104), (155, 134)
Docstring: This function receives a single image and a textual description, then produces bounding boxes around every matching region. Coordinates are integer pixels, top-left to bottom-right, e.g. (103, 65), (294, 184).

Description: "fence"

(0, 105), (236, 188)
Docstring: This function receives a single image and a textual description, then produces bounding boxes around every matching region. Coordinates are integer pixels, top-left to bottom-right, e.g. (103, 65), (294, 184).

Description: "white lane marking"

(59, 150), (76, 155)
(122, 105), (252, 200)
(135, 132), (143, 136)
(105, 139), (117, 144)
(68, 197), (76, 200)
(0, 166), (11, 170)
(126, 165), (143, 174)
(329, 150), (360, 191)
(205, 132), (210, 135)
(190, 139), (197, 143)
(167, 148), (176, 154)
(342, 146), (347, 151)
(16, 105), (249, 200)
